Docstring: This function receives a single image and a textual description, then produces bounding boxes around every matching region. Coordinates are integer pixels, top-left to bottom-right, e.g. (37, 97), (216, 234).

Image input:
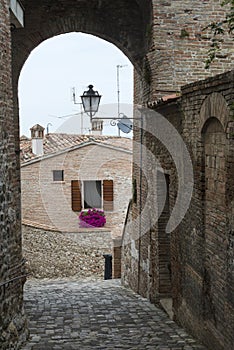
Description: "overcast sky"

(18, 32), (133, 137)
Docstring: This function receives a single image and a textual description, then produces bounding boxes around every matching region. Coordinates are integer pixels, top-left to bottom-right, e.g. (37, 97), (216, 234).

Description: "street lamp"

(73, 84), (137, 134)
(80, 84), (102, 120)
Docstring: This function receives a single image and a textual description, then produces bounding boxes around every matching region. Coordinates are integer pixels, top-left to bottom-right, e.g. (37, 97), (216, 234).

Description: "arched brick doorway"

(201, 117), (228, 345)
(199, 91), (232, 349)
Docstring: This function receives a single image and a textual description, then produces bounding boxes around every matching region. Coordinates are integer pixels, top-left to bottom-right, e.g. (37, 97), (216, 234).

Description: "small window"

(53, 170), (64, 182)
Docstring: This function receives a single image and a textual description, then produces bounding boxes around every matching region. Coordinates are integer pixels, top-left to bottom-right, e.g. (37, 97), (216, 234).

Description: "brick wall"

(135, 0), (234, 105)
(123, 70), (234, 350)
(176, 71), (234, 350)
(0, 1), (28, 349)
(21, 144), (132, 239)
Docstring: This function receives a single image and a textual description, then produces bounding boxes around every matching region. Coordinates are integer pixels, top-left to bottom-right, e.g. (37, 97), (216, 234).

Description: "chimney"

(30, 124), (45, 156)
(91, 118), (103, 135)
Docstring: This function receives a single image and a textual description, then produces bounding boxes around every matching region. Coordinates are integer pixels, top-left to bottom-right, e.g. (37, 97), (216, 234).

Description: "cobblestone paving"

(21, 279), (208, 350)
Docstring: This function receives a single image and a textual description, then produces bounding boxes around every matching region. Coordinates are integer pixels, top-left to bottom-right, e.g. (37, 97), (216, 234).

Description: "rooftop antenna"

(46, 123), (52, 134)
(117, 64), (127, 136)
(71, 87), (85, 134)
(71, 87), (76, 104)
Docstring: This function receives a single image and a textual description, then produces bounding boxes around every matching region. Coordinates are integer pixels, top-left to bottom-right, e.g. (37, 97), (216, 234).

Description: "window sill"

(76, 226), (112, 232)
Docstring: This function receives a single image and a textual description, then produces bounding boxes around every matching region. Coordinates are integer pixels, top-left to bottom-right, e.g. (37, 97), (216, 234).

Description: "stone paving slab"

(20, 278), (208, 350)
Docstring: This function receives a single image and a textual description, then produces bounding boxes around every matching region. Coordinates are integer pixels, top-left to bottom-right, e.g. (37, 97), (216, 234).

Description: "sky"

(18, 32), (134, 137)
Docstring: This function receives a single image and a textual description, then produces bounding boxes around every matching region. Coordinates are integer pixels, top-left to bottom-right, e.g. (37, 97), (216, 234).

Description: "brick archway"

(201, 116), (228, 343)
(11, 0), (152, 83)
(3, 2), (153, 348)
(200, 92), (229, 133)
(11, 0), (153, 152)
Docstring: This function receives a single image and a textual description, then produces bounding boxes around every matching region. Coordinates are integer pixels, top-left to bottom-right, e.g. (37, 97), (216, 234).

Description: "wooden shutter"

(103, 180), (114, 211)
(71, 180), (82, 212)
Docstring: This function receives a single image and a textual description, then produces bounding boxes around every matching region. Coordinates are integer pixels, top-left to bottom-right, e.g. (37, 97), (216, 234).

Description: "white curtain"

(84, 181), (102, 209)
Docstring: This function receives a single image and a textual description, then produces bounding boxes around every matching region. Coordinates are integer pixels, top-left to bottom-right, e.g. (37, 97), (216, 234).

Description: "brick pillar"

(0, 1), (28, 349)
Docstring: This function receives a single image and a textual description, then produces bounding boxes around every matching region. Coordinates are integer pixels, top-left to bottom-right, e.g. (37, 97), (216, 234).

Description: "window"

(71, 179), (113, 212)
(84, 180), (102, 209)
(53, 170), (64, 181)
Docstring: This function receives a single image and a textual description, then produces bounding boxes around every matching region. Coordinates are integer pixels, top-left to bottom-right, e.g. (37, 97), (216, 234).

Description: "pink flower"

(79, 208), (106, 228)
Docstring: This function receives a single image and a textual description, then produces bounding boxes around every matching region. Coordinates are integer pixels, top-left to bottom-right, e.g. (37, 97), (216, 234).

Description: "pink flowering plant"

(79, 208), (106, 228)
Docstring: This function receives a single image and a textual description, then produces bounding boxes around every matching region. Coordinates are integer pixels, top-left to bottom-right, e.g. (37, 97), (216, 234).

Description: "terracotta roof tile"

(147, 93), (181, 108)
(20, 133), (132, 163)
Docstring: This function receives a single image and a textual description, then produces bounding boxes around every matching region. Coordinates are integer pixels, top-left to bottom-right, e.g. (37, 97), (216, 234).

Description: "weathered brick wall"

(125, 103), (181, 301)
(0, 1), (28, 349)
(176, 71), (234, 350)
(11, 0), (152, 88)
(21, 144), (132, 238)
(135, 0), (234, 104)
(123, 70), (234, 350)
(122, 200), (140, 292)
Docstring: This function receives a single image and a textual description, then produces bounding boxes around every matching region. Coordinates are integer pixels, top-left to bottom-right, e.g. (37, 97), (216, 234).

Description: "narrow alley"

(21, 279), (208, 350)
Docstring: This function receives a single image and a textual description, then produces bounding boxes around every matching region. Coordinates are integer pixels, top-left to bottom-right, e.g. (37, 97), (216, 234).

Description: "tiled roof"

(147, 93), (181, 108)
(20, 133), (132, 164)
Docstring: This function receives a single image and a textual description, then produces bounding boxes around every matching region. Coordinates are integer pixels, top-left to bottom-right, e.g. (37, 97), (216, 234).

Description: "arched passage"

(11, 0), (153, 157)
(18, 32), (134, 135)
(11, 0), (152, 82)
(1, 2), (152, 347)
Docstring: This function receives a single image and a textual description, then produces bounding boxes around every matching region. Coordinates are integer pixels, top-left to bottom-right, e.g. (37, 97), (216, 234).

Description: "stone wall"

(0, 1), (28, 349)
(63, 230), (112, 250)
(122, 70), (234, 350)
(22, 225), (112, 279)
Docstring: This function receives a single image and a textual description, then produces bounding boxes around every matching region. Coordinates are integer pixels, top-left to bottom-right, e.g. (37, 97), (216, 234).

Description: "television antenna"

(46, 123), (52, 134)
(49, 112), (81, 119)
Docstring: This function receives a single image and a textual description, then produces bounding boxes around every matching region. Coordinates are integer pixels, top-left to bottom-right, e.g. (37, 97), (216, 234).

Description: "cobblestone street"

(20, 278), (208, 350)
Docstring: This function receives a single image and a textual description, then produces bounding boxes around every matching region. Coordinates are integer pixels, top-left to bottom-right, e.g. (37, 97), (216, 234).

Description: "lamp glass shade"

(81, 85), (101, 117)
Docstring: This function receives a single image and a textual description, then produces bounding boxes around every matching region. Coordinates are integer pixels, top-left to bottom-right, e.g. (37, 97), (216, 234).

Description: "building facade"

(20, 130), (132, 238)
